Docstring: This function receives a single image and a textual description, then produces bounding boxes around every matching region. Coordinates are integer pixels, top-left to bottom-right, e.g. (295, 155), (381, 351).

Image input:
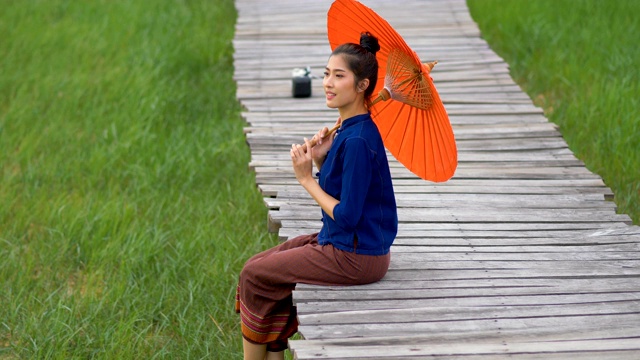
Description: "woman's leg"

(242, 338), (266, 360)
(238, 233), (389, 358)
(265, 351), (285, 360)
(238, 234), (318, 359)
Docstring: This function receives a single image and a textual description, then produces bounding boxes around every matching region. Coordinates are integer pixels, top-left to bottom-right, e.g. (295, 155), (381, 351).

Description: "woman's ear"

(357, 79), (370, 93)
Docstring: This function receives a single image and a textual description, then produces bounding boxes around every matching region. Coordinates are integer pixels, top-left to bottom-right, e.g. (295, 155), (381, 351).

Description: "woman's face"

(323, 54), (361, 110)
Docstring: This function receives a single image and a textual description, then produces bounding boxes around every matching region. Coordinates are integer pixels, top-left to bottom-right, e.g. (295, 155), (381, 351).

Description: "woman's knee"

(239, 261), (259, 284)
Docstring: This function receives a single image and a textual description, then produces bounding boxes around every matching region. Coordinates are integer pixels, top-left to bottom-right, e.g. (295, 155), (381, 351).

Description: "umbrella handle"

(300, 123), (340, 152)
(369, 88), (391, 107)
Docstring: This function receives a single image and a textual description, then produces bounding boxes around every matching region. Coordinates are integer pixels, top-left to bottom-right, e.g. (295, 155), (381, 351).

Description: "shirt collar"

(337, 113), (370, 134)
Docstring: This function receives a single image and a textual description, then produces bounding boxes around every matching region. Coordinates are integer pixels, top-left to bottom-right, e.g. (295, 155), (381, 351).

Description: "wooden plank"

(291, 338), (640, 359)
(242, 113), (553, 127)
(290, 322), (640, 358)
(267, 208), (630, 224)
(293, 278), (640, 303)
(245, 124), (560, 136)
(294, 291), (640, 315)
(265, 196), (618, 211)
(295, 313), (640, 340)
(257, 182), (613, 196)
(268, 204), (629, 220)
(296, 302), (640, 327)
(294, 277), (640, 296)
(278, 221), (634, 243)
(277, 221), (633, 235)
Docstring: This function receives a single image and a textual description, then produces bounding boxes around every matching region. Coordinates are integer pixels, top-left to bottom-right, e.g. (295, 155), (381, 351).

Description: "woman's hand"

(310, 118), (340, 169)
(310, 128), (331, 169)
(291, 137), (314, 185)
(291, 137), (340, 220)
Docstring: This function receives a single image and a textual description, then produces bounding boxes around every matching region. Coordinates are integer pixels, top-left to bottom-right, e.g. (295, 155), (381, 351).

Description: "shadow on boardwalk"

(233, 0), (640, 358)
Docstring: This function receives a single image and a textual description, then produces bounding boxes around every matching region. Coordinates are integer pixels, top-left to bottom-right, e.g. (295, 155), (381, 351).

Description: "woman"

(236, 32), (397, 360)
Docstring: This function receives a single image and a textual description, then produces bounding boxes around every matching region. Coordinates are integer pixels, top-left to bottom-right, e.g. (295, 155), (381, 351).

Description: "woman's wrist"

(298, 175), (316, 188)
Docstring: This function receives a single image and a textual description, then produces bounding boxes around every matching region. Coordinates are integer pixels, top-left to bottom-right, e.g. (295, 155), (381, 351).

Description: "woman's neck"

(338, 102), (368, 122)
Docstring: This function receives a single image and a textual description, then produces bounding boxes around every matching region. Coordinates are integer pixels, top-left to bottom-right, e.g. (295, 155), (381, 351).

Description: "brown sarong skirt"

(235, 232), (390, 351)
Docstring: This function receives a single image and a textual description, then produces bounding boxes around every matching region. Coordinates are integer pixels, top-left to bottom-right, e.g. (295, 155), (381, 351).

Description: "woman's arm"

(330, 137), (372, 231)
(298, 175), (339, 220)
(291, 137), (339, 219)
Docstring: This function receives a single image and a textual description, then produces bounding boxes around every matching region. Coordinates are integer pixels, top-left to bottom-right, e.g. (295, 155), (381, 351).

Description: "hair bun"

(360, 32), (380, 56)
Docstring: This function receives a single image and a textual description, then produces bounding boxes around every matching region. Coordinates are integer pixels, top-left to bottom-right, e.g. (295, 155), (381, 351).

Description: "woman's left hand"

(291, 137), (314, 184)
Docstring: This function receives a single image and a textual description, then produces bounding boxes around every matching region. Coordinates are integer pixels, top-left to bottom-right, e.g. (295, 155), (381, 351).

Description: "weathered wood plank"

(295, 312), (640, 340)
(295, 276), (640, 295)
(268, 208), (631, 225)
(246, 128), (564, 142)
(291, 338), (640, 359)
(294, 291), (640, 315)
(297, 301), (640, 327)
(268, 206), (631, 222)
(279, 221), (634, 243)
(293, 277), (640, 303)
(265, 196), (618, 211)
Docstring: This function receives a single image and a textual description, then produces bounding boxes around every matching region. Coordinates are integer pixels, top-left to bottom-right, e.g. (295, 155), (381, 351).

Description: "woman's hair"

(331, 32), (380, 100)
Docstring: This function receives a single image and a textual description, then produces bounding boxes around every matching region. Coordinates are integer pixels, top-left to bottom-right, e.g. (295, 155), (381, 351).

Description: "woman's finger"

(317, 128), (326, 145)
(303, 138), (312, 157)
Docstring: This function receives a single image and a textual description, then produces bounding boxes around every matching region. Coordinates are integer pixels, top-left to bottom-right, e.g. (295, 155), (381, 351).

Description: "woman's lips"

(325, 92), (336, 100)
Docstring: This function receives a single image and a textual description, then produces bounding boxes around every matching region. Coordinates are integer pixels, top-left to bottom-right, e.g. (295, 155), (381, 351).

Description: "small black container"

(291, 67), (312, 98)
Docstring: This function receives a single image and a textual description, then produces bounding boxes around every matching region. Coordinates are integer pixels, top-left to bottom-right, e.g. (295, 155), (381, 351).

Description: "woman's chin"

(325, 100), (338, 109)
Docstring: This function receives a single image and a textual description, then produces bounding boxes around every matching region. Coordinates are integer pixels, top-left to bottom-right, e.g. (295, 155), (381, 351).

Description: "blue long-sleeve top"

(317, 113), (398, 255)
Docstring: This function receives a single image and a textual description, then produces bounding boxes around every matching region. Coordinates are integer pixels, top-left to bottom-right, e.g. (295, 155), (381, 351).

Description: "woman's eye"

(323, 72), (329, 77)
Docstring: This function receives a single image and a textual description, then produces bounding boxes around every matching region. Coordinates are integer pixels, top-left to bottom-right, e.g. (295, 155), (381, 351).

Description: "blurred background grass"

(1, 0), (638, 359)
(468, 0), (639, 224)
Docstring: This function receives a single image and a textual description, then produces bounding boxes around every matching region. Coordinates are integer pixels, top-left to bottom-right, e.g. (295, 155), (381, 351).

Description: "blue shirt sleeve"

(332, 137), (372, 232)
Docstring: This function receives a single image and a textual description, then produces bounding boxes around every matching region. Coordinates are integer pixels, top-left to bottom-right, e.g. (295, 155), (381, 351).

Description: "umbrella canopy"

(327, 0), (457, 182)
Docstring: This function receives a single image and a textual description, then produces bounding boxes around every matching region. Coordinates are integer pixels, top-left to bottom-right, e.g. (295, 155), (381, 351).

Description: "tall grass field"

(1, 0), (638, 359)
(0, 0), (277, 358)
(468, 0), (639, 224)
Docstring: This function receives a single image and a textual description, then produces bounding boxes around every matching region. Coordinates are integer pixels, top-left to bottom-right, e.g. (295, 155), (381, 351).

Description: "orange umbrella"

(327, 0), (457, 182)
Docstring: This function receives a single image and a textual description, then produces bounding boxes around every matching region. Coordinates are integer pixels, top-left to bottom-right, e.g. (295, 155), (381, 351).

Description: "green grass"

(0, 0), (277, 358)
(468, 0), (640, 224)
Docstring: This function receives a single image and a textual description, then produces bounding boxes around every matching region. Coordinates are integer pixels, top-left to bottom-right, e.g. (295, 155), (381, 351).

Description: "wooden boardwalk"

(233, 0), (640, 358)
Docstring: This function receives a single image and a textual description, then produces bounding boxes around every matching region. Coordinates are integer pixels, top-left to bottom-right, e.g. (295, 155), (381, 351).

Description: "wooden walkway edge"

(233, 0), (640, 358)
